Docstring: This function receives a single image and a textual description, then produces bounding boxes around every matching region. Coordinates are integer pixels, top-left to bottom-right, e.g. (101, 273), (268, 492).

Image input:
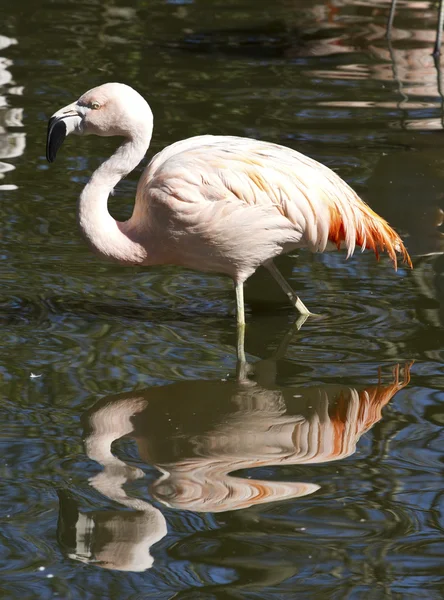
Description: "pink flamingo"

(46, 83), (411, 357)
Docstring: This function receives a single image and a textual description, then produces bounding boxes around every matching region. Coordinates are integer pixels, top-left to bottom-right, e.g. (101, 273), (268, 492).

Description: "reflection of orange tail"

(329, 202), (412, 269)
(329, 363), (412, 457)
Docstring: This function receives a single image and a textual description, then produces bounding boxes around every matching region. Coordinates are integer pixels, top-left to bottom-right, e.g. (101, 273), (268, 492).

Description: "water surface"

(1, 0), (444, 598)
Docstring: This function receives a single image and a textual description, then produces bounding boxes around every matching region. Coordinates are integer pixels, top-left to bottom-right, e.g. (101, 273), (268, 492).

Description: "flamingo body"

(138, 134), (410, 281)
(46, 83), (411, 338)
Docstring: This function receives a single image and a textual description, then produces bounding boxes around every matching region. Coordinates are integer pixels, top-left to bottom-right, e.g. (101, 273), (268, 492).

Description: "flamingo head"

(46, 82), (153, 162)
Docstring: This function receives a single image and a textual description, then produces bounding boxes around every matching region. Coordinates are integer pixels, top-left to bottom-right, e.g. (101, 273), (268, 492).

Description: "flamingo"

(46, 83), (411, 359)
(387, 0), (444, 57)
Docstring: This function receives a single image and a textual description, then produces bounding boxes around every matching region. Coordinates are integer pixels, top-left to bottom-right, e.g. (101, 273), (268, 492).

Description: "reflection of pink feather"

(84, 363), (412, 514)
(73, 364), (412, 571)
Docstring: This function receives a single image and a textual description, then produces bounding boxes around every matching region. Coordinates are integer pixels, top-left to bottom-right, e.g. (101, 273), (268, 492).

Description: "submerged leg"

(433, 0), (444, 56)
(264, 260), (315, 320)
(235, 328), (251, 382)
(387, 0), (397, 40)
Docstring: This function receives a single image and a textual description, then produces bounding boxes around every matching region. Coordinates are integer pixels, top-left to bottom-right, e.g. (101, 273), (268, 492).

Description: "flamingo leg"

(265, 260), (315, 319)
(433, 0), (444, 56)
(236, 323), (246, 365)
(235, 281), (246, 360)
(234, 265), (315, 375)
(235, 281), (246, 327)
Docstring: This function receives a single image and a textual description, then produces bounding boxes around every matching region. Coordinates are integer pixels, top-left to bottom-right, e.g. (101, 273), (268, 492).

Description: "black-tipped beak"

(46, 104), (82, 163)
(46, 116), (68, 163)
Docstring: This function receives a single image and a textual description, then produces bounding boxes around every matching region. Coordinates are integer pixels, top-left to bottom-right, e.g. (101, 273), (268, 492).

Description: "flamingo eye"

(90, 101), (101, 110)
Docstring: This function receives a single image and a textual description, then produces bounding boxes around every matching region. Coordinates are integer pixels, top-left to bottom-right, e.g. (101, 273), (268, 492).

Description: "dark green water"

(1, 0), (444, 597)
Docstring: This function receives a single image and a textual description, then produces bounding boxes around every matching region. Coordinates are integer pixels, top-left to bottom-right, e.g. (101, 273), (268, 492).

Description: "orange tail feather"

(328, 203), (412, 270)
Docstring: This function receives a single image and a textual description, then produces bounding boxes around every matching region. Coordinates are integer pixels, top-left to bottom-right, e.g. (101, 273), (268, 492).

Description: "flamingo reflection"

(58, 360), (411, 571)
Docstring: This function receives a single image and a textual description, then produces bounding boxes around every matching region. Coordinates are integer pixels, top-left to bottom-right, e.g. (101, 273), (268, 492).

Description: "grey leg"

(264, 260), (316, 319)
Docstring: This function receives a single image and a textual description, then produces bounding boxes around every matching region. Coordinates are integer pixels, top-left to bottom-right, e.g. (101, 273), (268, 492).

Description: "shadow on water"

(170, 22), (308, 59)
(168, 20), (355, 60)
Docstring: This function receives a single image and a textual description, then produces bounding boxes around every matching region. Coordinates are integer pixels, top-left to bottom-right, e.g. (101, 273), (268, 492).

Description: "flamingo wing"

(138, 136), (411, 269)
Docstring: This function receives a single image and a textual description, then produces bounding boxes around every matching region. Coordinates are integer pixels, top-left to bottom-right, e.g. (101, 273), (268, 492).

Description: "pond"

(1, 0), (443, 597)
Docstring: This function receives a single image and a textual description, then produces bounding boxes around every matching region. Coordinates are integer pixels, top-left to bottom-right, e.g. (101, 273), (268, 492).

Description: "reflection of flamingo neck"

(84, 428), (167, 573)
(84, 398), (159, 513)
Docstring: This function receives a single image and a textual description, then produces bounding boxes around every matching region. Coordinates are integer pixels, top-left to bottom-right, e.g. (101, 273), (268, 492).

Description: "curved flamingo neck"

(77, 130), (152, 265)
